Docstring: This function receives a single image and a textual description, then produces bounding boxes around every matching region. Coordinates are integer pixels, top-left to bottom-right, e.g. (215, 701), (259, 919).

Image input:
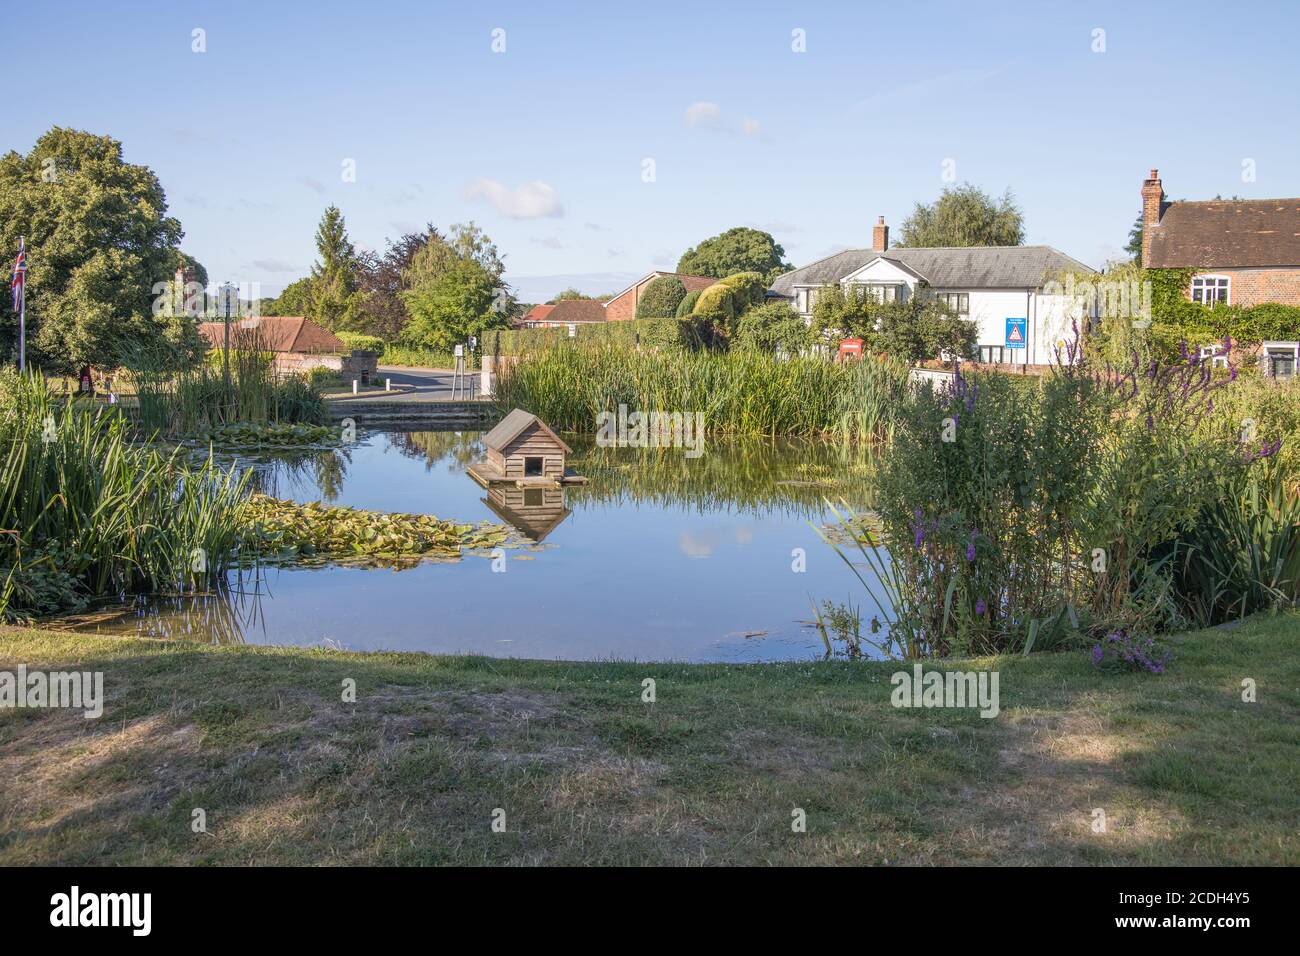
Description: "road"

(367, 365), (480, 402)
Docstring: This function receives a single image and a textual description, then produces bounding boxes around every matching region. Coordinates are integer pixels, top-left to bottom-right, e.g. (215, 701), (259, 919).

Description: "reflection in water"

(77, 430), (879, 662)
(95, 568), (273, 645)
(481, 486), (571, 542)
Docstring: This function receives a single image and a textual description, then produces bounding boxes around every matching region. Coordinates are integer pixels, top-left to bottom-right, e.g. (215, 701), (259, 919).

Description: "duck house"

(469, 409), (587, 488)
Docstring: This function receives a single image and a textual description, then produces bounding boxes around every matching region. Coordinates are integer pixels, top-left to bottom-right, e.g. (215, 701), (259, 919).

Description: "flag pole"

(17, 236), (25, 374)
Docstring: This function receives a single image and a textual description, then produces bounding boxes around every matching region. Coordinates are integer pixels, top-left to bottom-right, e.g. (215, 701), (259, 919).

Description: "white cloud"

(530, 236), (563, 250)
(741, 118), (761, 137)
(684, 101), (723, 128)
(296, 176), (326, 195)
(464, 178), (563, 219)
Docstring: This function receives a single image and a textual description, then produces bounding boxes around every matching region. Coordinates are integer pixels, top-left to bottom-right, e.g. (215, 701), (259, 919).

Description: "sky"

(7, 0), (1300, 301)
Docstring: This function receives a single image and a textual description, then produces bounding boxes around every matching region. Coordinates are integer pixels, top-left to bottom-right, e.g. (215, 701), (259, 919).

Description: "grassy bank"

(1, 613), (1295, 865)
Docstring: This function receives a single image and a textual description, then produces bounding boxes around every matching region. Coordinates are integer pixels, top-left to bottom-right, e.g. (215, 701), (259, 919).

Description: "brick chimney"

(1140, 169), (1164, 267)
(872, 216), (889, 253)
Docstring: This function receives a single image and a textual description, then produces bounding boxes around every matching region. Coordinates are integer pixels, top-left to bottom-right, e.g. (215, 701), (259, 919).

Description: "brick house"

(197, 315), (377, 380)
(603, 271), (716, 322)
(1140, 168), (1300, 307)
(516, 299), (608, 329)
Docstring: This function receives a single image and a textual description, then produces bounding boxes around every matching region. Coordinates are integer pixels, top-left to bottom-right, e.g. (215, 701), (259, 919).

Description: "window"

(849, 283), (902, 303)
(1190, 275), (1230, 305)
(1199, 344), (1229, 369)
(523, 487), (544, 506)
(523, 456), (544, 477)
(1267, 348), (1297, 380)
(935, 292), (970, 316)
(979, 345), (1006, 364)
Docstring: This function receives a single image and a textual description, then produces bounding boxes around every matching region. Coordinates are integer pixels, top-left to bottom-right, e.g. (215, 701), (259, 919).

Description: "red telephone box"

(838, 338), (864, 363)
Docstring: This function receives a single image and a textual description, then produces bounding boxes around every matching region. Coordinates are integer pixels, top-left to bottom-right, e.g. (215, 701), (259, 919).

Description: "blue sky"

(8, 0), (1300, 301)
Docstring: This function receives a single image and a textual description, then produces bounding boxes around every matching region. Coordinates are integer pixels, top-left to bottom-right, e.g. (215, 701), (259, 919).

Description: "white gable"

(838, 257), (922, 287)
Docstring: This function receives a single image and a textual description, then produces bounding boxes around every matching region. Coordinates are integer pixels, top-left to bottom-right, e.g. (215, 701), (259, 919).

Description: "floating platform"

(468, 462), (588, 488)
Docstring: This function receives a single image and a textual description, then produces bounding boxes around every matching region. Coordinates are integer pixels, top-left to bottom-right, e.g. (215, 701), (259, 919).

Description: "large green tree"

(896, 184), (1024, 248)
(676, 227), (790, 282)
(400, 257), (507, 352)
(0, 127), (192, 371)
(308, 205), (367, 331)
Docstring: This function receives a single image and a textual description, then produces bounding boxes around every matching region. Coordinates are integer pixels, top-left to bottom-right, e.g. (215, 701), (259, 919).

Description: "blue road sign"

(1005, 317), (1026, 349)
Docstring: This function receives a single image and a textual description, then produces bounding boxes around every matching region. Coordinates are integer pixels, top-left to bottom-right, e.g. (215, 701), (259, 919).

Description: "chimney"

(1140, 168), (1164, 267)
(872, 216), (889, 253)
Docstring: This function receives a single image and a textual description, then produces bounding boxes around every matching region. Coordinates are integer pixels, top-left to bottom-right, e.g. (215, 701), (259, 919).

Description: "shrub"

(691, 283), (737, 346)
(336, 331), (385, 353)
(635, 276), (687, 319)
(676, 289), (703, 318)
(718, 271), (767, 311)
(734, 302), (811, 354)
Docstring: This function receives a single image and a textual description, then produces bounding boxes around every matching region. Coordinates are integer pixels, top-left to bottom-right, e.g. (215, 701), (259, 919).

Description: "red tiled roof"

(542, 299), (608, 323)
(606, 271), (716, 306)
(1148, 198), (1300, 269)
(521, 304), (556, 323)
(196, 316), (345, 354)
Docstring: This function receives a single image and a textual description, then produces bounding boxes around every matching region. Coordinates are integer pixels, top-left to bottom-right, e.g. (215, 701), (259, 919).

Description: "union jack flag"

(11, 244), (25, 310)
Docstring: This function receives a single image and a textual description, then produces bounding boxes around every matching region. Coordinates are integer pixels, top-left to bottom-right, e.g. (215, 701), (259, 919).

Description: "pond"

(76, 430), (878, 662)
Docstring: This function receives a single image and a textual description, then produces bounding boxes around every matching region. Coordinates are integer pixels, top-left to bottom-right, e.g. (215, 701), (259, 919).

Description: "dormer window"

(1190, 275), (1230, 305)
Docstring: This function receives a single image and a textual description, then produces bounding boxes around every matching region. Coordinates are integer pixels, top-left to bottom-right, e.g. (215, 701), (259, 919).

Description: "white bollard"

(385, 378), (391, 392)
(352, 379), (358, 395)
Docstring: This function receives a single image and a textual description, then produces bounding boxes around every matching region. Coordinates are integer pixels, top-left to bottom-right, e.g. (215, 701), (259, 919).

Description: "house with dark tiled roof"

(769, 216), (1096, 365)
(604, 271), (717, 322)
(1140, 168), (1300, 309)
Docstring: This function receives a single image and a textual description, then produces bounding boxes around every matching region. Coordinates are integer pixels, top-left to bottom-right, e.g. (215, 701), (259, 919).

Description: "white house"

(768, 217), (1097, 365)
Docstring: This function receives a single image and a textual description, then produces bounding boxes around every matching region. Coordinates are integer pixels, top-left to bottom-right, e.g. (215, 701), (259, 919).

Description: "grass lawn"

(1, 614), (1296, 866)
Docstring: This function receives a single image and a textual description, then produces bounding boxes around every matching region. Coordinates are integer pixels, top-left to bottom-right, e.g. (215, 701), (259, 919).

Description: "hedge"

(676, 289), (703, 318)
(635, 275), (687, 319)
(487, 318), (697, 355)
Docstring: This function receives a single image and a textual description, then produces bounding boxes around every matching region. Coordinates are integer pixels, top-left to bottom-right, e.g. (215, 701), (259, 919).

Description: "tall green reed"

(0, 370), (250, 618)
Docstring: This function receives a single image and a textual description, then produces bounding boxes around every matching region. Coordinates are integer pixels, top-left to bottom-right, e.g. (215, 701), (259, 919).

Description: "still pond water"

(81, 430), (876, 662)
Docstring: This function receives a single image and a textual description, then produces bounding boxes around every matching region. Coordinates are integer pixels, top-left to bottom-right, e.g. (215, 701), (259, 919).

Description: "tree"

(308, 205), (368, 331)
(676, 227), (791, 282)
(263, 277), (314, 316)
(400, 257), (507, 352)
(358, 224), (442, 339)
(1125, 211), (1143, 263)
(896, 184), (1024, 248)
(0, 127), (187, 371)
(812, 285), (976, 362)
(402, 222), (515, 318)
(548, 287), (594, 303)
(635, 276), (686, 318)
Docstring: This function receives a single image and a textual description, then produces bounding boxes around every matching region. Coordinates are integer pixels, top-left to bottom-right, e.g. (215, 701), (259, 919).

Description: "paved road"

(361, 365), (481, 402)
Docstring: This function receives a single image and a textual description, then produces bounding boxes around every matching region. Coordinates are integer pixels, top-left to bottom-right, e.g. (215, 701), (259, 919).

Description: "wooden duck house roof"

(482, 409), (573, 454)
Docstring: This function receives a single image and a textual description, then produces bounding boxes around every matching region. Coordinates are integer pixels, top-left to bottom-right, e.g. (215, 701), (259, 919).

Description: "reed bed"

(493, 343), (907, 440)
(129, 335), (326, 438)
(0, 370), (249, 617)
